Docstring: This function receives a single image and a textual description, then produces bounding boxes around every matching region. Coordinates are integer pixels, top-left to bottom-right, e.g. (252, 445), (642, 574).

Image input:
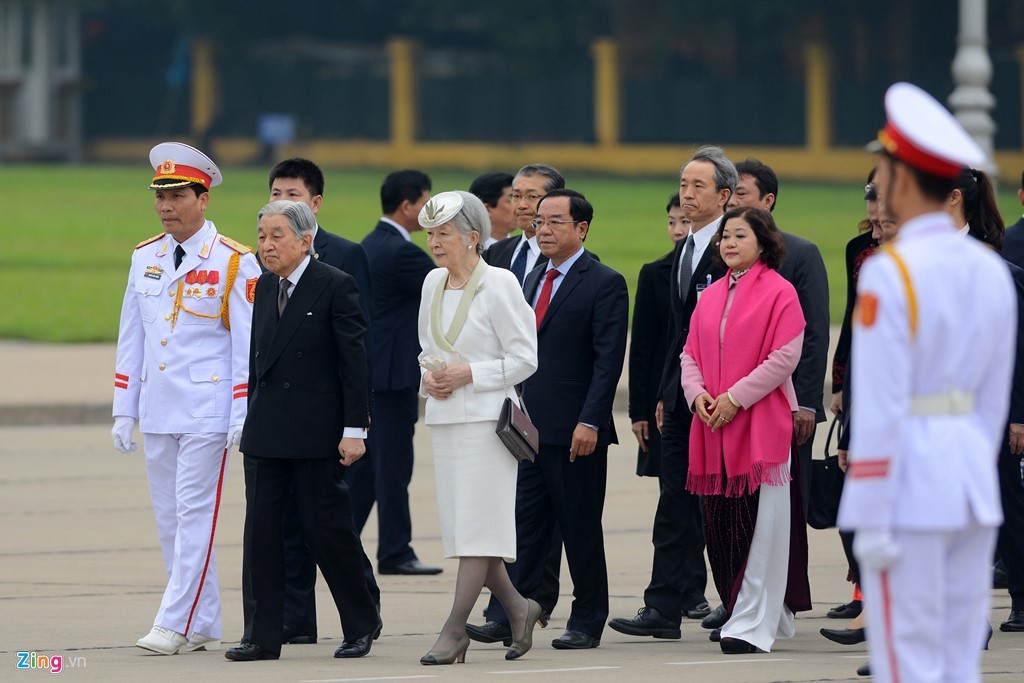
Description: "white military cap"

(870, 82), (987, 178)
(418, 191), (465, 228)
(148, 141), (223, 190)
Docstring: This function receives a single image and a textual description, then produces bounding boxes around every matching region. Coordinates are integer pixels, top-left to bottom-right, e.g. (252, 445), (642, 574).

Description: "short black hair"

(666, 192), (681, 213)
(884, 154), (957, 204)
(734, 158), (779, 212)
(269, 158), (324, 197)
(538, 188), (593, 225)
(715, 206), (786, 270)
(515, 163), (565, 192)
(380, 169), (432, 214)
(469, 172), (513, 208)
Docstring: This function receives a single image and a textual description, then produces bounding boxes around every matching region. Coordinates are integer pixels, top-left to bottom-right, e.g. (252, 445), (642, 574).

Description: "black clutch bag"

(496, 394), (539, 463)
(807, 414), (846, 530)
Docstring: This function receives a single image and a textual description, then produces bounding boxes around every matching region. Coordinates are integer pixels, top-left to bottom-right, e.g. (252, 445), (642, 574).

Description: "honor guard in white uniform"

(112, 142), (262, 655)
(838, 83), (1016, 683)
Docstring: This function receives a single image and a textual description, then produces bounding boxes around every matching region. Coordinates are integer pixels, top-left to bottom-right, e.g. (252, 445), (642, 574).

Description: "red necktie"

(534, 269), (560, 329)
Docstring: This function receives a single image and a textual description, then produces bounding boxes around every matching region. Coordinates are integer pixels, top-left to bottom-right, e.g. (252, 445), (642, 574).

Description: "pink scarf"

(684, 261), (805, 496)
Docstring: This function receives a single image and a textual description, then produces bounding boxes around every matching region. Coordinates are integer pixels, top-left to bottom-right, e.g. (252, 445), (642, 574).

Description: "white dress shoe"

(136, 626), (187, 655)
(183, 632), (220, 652)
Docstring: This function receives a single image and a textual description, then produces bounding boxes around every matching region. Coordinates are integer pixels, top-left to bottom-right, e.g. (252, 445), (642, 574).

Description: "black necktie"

(511, 241), (530, 285)
(174, 245), (186, 270)
(278, 278), (290, 316)
(678, 234), (695, 302)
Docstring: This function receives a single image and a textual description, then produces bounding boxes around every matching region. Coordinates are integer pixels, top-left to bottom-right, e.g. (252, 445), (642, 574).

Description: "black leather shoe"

(334, 631), (374, 658)
(857, 661), (871, 676)
(701, 604), (728, 629)
(224, 642), (279, 661)
(819, 627), (866, 645)
(826, 600), (862, 619)
(686, 601), (711, 619)
(378, 560), (442, 575)
(1000, 609), (1024, 632)
(551, 630), (600, 649)
(607, 606), (681, 639)
(282, 625), (317, 645)
(709, 628), (721, 642)
(466, 621), (513, 646)
(720, 636), (757, 654)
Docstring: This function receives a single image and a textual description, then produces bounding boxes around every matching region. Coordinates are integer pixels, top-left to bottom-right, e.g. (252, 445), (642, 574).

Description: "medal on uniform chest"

(144, 265), (163, 280)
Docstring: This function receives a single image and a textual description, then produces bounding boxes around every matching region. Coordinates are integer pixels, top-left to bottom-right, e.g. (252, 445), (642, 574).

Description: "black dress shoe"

(826, 600), (863, 619)
(720, 636), (757, 654)
(686, 601), (712, 619)
(709, 628), (721, 642)
(282, 625), (317, 645)
(334, 631), (374, 658)
(551, 630), (600, 649)
(701, 604), (728, 629)
(466, 621), (513, 646)
(819, 627), (866, 645)
(608, 606), (681, 639)
(1000, 609), (1024, 632)
(224, 642), (279, 661)
(857, 661), (871, 676)
(378, 559), (442, 575)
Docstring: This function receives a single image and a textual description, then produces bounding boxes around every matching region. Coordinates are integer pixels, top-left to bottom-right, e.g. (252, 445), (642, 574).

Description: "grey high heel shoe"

(420, 633), (469, 665)
(505, 599), (544, 660)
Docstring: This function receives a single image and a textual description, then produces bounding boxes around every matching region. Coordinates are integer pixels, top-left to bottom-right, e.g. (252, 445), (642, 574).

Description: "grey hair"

(258, 200), (316, 255)
(683, 145), (738, 195)
(447, 190), (492, 255)
(515, 163), (565, 192)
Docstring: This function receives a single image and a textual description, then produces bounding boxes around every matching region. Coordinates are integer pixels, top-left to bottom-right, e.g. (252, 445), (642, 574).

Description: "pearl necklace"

(448, 273), (470, 290)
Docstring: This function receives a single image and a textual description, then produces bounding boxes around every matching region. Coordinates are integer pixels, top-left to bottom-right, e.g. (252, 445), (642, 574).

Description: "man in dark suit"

(1003, 171), (1024, 269)
(729, 158), (830, 513)
(482, 163), (563, 283)
(470, 189), (629, 650)
(352, 170), (441, 575)
(609, 145), (731, 640)
(628, 194), (689, 478)
(469, 171), (516, 247)
(251, 158), (379, 645)
(226, 200), (379, 662)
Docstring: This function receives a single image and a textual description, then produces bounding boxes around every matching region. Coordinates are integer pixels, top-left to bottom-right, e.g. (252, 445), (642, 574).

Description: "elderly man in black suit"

(353, 170), (441, 576)
(1004, 171), (1024, 270)
(226, 200), (379, 662)
(482, 164), (563, 283)
(469, 189), (629, 650)
(241, 158), (379, 646)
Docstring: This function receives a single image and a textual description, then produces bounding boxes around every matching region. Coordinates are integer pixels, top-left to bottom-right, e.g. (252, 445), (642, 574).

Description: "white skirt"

(430, 421), (519, 561)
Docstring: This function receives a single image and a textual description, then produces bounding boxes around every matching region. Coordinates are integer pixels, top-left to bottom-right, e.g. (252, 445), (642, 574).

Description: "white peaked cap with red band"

(149, 141), (223, 190)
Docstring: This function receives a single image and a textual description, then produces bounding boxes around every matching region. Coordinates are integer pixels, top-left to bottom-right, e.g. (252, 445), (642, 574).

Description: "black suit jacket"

(777, 231), (830, 422)
(1005, 259), (1024, 427)
(1004, 216), (1024, 271)
(522, 250), (629, 448)
(314, 226), (373, 333)
(360, 221), (435, 391)
(831, 230), (877, 394)
(483, 234), (549, 272)
(659, 225), (727, 413)
(241, 258), (369, 459)
(628, 251), (673, 476)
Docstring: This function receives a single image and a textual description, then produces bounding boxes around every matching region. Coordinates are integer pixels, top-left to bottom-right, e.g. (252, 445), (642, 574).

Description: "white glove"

(854, 527), (901, 571)
(112, 416), (138, 453)
(226, 424), (244, 451)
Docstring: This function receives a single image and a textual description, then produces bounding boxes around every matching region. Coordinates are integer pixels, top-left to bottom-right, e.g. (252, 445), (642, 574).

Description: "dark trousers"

(242, 455), (378, 655)
(347, 388), (418, 566)
(796, 431), (815, 518)
(642, 402), (708, 621)
(486, 442), (610, 638)
(998, 447), (1024, 608)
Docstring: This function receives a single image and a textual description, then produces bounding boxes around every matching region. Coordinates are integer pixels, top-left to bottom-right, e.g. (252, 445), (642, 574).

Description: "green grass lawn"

(4, 164), (1022, 342)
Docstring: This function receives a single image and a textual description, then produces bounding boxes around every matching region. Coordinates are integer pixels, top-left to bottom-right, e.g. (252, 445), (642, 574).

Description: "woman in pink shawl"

(681, 206), (810, 654)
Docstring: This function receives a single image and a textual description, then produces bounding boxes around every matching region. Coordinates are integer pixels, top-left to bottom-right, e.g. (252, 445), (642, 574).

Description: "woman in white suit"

(416, 191), (543, 665)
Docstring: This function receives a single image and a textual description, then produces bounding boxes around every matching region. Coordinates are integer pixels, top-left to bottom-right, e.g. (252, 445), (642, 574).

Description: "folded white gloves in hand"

(854, 527), (901, 571)
(226, 424), (244, 450)
(112, 416), (137, 453)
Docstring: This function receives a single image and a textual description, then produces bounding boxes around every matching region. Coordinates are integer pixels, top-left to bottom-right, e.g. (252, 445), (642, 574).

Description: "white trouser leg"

(144, 434), (180, 576)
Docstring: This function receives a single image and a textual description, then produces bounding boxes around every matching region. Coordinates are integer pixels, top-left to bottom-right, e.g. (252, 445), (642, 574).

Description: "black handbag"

(807, 415), (846, 530)
(496, 358), (539, 463)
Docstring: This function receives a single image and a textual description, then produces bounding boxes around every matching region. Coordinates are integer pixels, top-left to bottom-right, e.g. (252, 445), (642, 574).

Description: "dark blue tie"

(511, 241), (529, 285)
(174, 245), (186, 270)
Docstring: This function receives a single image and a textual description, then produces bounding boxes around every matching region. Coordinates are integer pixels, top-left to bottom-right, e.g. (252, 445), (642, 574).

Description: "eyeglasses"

(509, 193), (545, 204)
(531, 218), (580, 230)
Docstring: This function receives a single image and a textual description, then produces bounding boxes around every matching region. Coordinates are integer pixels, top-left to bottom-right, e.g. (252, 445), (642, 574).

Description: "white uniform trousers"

(859, 516), (996, 683)
(720, 479), (795, 651)
(143, 432), (228, 639)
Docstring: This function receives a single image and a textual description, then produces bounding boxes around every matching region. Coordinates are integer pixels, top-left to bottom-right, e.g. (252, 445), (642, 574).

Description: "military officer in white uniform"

(112, 142), (262, 655)
(838, 83), (1016, 683)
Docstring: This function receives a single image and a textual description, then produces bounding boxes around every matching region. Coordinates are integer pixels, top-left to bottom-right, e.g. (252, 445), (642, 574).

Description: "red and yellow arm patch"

(246, 278), (257, 303)
(856, 292), (879, 328)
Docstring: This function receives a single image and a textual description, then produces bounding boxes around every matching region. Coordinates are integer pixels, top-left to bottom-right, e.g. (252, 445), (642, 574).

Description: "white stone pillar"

(949, 0), (997, 174)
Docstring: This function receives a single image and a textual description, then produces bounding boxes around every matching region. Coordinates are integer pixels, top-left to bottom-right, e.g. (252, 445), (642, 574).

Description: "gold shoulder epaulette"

(135, 233), (165, 250)
(219, 235), (253, 254)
